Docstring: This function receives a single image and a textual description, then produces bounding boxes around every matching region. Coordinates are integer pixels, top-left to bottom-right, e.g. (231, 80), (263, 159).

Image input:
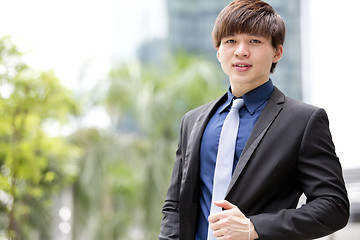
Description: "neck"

(230, 79), (269, 97)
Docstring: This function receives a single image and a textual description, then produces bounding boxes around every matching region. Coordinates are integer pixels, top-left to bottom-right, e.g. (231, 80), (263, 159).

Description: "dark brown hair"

(212, 0), (286, 73)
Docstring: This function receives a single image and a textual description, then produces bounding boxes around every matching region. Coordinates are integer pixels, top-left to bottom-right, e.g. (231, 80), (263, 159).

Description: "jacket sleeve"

(250, 108), (349, 240)
(159, 118), (184, 240)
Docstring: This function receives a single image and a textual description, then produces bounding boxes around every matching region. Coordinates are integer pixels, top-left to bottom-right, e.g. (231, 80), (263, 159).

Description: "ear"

(216, 47), (221, 62)
(272, 45), (283, 63)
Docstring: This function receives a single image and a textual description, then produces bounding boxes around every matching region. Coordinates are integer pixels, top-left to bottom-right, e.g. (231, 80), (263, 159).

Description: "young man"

(159, 0), (349, 239)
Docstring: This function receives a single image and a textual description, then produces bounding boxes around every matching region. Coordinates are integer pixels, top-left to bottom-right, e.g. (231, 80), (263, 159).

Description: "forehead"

(223, 32), (271, 40)
(219, 21), (273, 43)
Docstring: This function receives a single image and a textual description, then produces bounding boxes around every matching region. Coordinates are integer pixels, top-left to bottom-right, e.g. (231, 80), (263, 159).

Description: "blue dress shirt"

(196, 80), (274, 240)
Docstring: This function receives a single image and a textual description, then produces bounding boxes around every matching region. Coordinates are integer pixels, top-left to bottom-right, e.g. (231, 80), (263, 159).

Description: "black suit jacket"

(159, 87), (349, 240)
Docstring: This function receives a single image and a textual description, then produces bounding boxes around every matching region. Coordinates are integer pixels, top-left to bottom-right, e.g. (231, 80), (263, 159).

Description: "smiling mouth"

(234, 64), (251, 67)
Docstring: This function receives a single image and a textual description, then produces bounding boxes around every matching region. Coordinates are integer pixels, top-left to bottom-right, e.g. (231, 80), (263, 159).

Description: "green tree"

(71, 54), (226, 239)
(0, 36), (82, 240)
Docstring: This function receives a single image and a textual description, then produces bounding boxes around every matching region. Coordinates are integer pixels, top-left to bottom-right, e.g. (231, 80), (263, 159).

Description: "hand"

(208, 200), (258, 240)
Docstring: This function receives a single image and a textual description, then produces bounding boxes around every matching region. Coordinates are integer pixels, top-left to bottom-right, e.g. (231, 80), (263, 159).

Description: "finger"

(214, 200), (237, 210)
(209, 200), (237, 223)
(212, 227), (225, 239)
(208, 211), (221, 223)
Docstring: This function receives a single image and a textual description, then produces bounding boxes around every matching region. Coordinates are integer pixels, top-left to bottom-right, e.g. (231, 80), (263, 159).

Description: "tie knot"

(232, 98), (244, 110)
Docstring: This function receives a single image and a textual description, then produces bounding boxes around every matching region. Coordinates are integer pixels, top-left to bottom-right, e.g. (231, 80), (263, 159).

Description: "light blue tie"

(207, 98), (244, 240)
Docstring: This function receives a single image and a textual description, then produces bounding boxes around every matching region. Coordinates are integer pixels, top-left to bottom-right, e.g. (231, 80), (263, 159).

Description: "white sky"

(0, 0), (113, 90)
(0, 0), (167, 88)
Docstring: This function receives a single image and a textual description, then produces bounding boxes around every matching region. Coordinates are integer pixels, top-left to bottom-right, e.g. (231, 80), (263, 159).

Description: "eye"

(250, 39), (261, 43)
(224, 39), (236, 44)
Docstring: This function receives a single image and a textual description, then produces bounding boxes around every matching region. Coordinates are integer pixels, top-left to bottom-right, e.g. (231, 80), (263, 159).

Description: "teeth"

(236, 65), (247, 67)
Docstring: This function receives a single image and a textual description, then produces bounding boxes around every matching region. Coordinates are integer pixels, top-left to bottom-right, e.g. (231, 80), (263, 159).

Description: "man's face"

(217, 33), (283, 97)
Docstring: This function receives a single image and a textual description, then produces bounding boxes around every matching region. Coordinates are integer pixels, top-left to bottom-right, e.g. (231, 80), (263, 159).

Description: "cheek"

(220, 61), (228, 73)
(219, 51), (233, 65)
(261, 52), (277, 65)
(219, 59), (232, 75)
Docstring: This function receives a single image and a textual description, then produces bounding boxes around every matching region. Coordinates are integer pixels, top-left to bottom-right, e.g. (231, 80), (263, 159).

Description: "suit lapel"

(226, 87), (285, 195)
(180, 94), (227, 195)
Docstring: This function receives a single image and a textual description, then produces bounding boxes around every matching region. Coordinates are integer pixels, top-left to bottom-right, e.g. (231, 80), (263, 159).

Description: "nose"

(234, 43), (249, 57)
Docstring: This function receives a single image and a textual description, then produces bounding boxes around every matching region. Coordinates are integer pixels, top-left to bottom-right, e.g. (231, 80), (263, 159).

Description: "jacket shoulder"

(271, 87), (323, 115)
(182, 94), (226, 123)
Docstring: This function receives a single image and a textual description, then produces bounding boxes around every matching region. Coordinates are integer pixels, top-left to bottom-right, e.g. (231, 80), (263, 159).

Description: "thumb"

(214, 200), (238, 210)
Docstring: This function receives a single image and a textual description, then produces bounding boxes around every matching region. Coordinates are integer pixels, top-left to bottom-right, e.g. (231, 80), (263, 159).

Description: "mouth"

(233, 63), (252, 71)
(233, 63), (252, 67)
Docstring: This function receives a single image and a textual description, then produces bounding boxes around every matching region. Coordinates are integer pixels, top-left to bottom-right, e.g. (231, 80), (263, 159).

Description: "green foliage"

(71, 53), (226, 239)
(0, 36), (28, 84)
(0, 36), (82, 240)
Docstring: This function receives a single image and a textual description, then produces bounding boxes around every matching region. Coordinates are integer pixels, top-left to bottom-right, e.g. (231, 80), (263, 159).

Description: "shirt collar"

(219, 79), (274, 115)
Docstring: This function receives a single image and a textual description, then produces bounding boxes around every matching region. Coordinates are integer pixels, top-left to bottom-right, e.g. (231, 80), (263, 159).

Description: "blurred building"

(167, 0), (230, 59)
(137, 0), (230, 67)
(266, 0), (302, 100)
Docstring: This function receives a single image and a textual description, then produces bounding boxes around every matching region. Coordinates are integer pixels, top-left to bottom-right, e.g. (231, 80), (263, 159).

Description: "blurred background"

(0, 0), (359, 239)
